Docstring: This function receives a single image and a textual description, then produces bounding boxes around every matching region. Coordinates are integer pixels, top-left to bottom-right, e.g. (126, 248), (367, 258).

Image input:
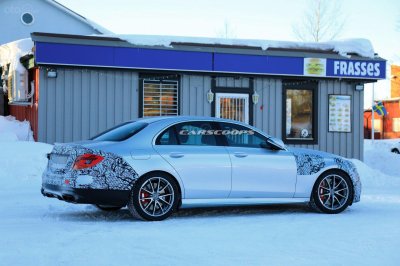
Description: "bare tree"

(216, 20), (237, 39)
(293, 0), (346, 42)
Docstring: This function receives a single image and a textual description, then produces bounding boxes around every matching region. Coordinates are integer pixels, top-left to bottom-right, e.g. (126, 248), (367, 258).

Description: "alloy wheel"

(317, 174), (349, 211)
(138, 177), (175, 217)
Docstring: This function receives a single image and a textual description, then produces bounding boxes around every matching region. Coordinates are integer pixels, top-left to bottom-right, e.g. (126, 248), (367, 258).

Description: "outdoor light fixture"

(355, 84), (364, 91)
(47, 69), (57, 78)
(207, 89), (214, 103)
(252, 90), (259, 104)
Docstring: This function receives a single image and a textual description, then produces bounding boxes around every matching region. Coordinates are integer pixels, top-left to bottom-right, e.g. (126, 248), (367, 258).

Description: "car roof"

(136, 116), (271, 137)
(137, 116), (246, 124)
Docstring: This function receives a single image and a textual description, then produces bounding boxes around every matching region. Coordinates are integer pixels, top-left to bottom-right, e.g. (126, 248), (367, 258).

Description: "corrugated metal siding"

(253, 78), (363, 160)
(216, 77), (250, 88)
(38, 68), (139, 143)
(180, 75), (212, 116)
(253, 78), (282, 138)
(37, 69), (363, 159)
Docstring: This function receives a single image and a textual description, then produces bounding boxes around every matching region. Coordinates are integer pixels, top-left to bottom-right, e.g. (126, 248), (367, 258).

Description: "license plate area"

(49, 154), (70, 170)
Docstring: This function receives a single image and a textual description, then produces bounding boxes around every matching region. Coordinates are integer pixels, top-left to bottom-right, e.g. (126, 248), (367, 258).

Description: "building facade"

(3, 33), (387, 160)
(364, 65), (400, 139)
(0, 0), (108, 45)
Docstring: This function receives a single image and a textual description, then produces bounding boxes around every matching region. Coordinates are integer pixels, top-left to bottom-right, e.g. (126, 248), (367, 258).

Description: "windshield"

(90, 121), (148, 141)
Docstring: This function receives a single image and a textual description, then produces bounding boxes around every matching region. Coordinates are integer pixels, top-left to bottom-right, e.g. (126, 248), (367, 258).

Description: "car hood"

(287, 147), (355, 176)
(288, 147), (339, 159)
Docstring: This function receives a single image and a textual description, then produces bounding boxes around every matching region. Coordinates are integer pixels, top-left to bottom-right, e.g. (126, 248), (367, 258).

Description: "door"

(216, 93), (249, 124)
(217, 122), (297, 198)
(153, 121), (232, 199)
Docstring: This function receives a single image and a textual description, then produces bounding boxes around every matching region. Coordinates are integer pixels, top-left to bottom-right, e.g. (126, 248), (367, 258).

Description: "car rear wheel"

(310, 170), (353, 214)
(128, 173), (179, 221)
(95, 205), (124, 211)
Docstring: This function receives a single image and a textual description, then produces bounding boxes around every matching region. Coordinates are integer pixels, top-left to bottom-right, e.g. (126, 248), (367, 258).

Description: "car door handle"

(169, 152), (184, 158)
(234, 152), (248, 158)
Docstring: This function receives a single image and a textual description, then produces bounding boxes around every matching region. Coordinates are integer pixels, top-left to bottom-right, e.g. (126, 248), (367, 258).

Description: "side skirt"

(180, 198), (310, 208)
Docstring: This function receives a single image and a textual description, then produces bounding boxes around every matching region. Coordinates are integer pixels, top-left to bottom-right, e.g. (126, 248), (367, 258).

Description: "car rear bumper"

(41, 183), (130, 206)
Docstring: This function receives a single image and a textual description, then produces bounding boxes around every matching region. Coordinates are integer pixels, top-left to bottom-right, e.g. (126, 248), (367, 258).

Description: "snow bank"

(0, 141), (52, 189)
(363, 139), (400, 177)
(0, 116), (34, 141)
(102, 34), (376, 58)
(351, 159), (400, 188)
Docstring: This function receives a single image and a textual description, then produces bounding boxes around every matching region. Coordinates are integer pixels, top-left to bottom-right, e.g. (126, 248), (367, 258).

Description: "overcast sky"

(58, 0), (400, 106)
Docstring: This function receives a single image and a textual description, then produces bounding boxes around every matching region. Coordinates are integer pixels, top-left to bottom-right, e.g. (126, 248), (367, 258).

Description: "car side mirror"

(261, 138), (286, 150)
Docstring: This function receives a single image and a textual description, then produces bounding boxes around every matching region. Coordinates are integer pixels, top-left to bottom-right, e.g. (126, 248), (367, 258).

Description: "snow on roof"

(0, 39), (34, 71)
(104, 34), (377, 58)
(46, 0), (113, 34)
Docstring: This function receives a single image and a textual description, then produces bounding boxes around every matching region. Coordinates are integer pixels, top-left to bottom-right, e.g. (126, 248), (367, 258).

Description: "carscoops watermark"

(179, 129), (255, 136)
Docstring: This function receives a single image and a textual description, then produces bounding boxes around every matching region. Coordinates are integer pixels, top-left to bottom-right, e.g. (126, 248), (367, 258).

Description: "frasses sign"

(304, 58), (386, 79)
(334, 61), (380, 76)
(326, 59), (386, 79)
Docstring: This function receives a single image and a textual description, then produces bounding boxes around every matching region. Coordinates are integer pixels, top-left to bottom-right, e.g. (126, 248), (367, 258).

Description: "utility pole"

(371, 82), (375, 143)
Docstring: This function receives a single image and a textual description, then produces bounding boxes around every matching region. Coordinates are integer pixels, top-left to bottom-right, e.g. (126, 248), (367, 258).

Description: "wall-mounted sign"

(327, 59), (383, 78)
(304, 58), (327, 76)
(35, 42), (387, 80)
(329, 95), (351, 132)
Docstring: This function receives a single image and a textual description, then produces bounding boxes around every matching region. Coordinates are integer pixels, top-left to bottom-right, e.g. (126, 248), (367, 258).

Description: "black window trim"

(282, 81), (318, 145)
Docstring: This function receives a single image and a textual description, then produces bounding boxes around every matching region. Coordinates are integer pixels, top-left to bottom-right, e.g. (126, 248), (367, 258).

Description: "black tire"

(128, 172), (180, 221)
(95, 205), (124, 211)
(392, 149), (399, 154)
(309, 170), (354, 214)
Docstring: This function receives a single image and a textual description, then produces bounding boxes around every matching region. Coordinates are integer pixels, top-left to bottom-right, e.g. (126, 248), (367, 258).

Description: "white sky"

(58, 0), (400, 108)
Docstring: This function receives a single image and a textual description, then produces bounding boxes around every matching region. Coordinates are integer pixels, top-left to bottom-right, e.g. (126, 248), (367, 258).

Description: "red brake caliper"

(141, 192), (150, 205)
(319, 181), (326, 201)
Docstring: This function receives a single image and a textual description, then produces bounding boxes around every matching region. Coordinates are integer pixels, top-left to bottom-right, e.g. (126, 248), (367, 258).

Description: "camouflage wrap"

(292, 148), (361, 203)
(42, 144), (138, 190)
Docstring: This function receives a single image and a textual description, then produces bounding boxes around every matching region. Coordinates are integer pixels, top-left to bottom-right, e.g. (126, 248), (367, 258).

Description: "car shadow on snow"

(53, 203), (313, 222)
(173, 203), (311, 219)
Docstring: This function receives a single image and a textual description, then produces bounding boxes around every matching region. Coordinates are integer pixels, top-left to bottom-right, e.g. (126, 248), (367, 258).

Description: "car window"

(91, 121), (147, 141)
(218, 122), (267, 148)
(175, 121), (217, 146)
(156, 126), (179, 145)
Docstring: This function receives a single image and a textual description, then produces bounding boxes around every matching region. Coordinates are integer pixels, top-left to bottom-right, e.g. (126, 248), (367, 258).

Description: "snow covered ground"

(0, 138), (399, 265)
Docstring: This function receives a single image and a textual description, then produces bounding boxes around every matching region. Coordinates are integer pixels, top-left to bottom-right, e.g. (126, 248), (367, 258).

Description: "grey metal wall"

(180, 75), (212, 116)
(180, 75), (250, 117)
(38, 68), (139, 143)
(253, 78), (364, 160)
(38, 69), (363, 159)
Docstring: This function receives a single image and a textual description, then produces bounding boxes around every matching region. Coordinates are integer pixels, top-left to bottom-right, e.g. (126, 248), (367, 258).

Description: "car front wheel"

(128, 173), (179, 221)
(310, 170), (354, 214)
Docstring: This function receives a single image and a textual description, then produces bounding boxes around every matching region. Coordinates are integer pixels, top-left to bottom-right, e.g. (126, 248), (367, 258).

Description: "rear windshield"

(90, 121), (148, 141)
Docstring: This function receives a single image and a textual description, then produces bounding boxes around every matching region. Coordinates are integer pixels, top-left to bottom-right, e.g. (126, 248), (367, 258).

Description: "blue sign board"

(35, 42), (386, 80)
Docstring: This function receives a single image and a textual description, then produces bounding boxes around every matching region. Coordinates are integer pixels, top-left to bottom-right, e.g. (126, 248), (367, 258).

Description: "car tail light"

(73, 154), (104, 170)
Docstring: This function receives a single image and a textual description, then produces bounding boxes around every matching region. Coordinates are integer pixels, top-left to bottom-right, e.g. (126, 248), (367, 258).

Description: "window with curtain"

(142, 79), (178, 117)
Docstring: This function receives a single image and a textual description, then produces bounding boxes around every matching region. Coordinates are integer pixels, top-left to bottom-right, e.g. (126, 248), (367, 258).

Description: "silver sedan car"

(42, 116), (361, 221)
